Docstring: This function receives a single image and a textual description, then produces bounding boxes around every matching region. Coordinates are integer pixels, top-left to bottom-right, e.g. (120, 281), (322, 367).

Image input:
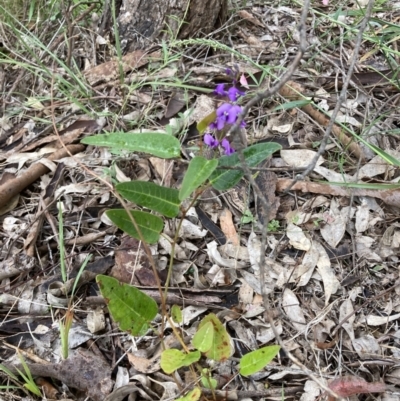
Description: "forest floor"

(1, 0), (400, 400)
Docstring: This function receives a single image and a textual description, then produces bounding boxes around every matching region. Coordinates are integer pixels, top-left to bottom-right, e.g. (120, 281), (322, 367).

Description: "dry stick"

(227, 0), (338, 398)
(283, 0), (375, 193)
(278, 81), (364, 160)
(0, 144), (84, 209)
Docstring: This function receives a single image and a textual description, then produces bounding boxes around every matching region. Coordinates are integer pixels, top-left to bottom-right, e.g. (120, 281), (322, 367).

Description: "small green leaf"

(198, 313), (233, 361)
(175, 388), (201, 401)
(96, 275), (158, 336)
(179, 156), (218, 201)
(239, 345), (280, 376)
(81, 133), (181, 159)
(210, 142), (282, 191)
(106, 209), (163, 244)
(197, 111), (217, 134)
(192, 321), (214, 352)
(200, 369), (217, 389)
(160, 349), (201, 374)
(116, 181), (180, 218)
(171, 305), (182, 324)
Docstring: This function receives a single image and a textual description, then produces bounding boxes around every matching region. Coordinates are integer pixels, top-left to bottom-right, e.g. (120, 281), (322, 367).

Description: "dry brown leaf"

(237, 10), (264, 26)
(84, 50), (161, 85)
(219, 208), (239, 245)
(327, 376), (385, 400)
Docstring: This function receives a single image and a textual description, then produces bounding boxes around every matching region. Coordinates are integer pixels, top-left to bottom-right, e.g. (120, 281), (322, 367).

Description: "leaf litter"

(1, 0), (400, 400)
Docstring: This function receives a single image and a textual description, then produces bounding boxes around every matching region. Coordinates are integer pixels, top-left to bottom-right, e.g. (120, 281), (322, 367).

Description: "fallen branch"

(276, 178), (400, 207)
(0, 144), (85, 209)
(279, 81), (364, 161)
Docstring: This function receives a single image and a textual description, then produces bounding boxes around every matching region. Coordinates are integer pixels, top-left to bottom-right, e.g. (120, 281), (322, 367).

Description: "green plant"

(0, 353), (41, 396)
(81, 75), (282, 399)
(268, 219), (280, 232)
(57, 200), (92, 359)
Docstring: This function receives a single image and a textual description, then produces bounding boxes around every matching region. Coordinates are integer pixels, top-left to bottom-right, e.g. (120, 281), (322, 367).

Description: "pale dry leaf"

(356, 235), (381, 261)
(115, 367), (130, 389)
(282, 288), (306, 332)
(314, 241), (340, 305)
(339, 298), (355, 341)
(364, 312), (400, 326)
(355, 200), (370, 233)
(177, 219), (207, 239)
(352, 334), (381, 360)
(272, 123), (293, 134)
(286, 222), (311, 251)
(54, 183), (97, 198)
(268, 365), (304, 380)
(238, 280), (254, 305)
(358, 154), (394, 179)
(248, 231), (262, 272)
(207, 241), (246, 269)
(128, 353), (160, 374)
(255, 321), (283, 343)
(239, 272), (273, 295)
(280, 149), (324, 168)
(300, 380), (323, 401)
(314, 165), (355, 183)
(115, 164), (131, 183)
(189, 94), (215, 125)
(286, 209), (312, 225)
(219, 243), (249, 261)
(320, 200), (347, 248)
(296, 242), (319, 287)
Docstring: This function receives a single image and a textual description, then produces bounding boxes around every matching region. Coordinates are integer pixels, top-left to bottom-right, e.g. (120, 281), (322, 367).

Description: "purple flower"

(204, 133), (219, 148)
(221, 138), (235, 155)
(214, 83), (227, 97)
(227, 86), (245, 102)
(213, 103), (243, 130)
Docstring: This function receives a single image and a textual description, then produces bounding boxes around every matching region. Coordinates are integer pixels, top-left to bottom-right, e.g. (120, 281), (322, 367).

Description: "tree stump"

(117, 0), (228, 52)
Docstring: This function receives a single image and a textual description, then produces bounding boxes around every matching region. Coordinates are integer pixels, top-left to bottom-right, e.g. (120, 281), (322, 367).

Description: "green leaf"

(175, 388), (201, 401)
(171, 305), (182, 324)
(198, 313), (233, 361)
(179, 156), (218, 201)
(200, 369), (218, 389)
(272, 99), (311, 112)
(210, 142), (282, 191)
(116, 181), (180, 218)
(192, 321), (214, 352)
(106, 209), (163, 244)
(96, 275), (158, 336)
(81, 133), (181, 159)
(239, 345), (280, 376)
(197, 111), (217, 134)
(160, 349), (201, 374)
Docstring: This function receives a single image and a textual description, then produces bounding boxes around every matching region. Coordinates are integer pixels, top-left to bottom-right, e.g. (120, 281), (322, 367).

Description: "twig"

(283, 0), (375, 193)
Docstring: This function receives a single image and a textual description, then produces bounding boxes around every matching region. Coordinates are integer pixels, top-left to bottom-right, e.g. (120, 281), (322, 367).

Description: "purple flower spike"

(221, 138), (235, 155)
(214, 83), (227, 97)
(227, 86), (245, 102)
(204, 133), (219, 148)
